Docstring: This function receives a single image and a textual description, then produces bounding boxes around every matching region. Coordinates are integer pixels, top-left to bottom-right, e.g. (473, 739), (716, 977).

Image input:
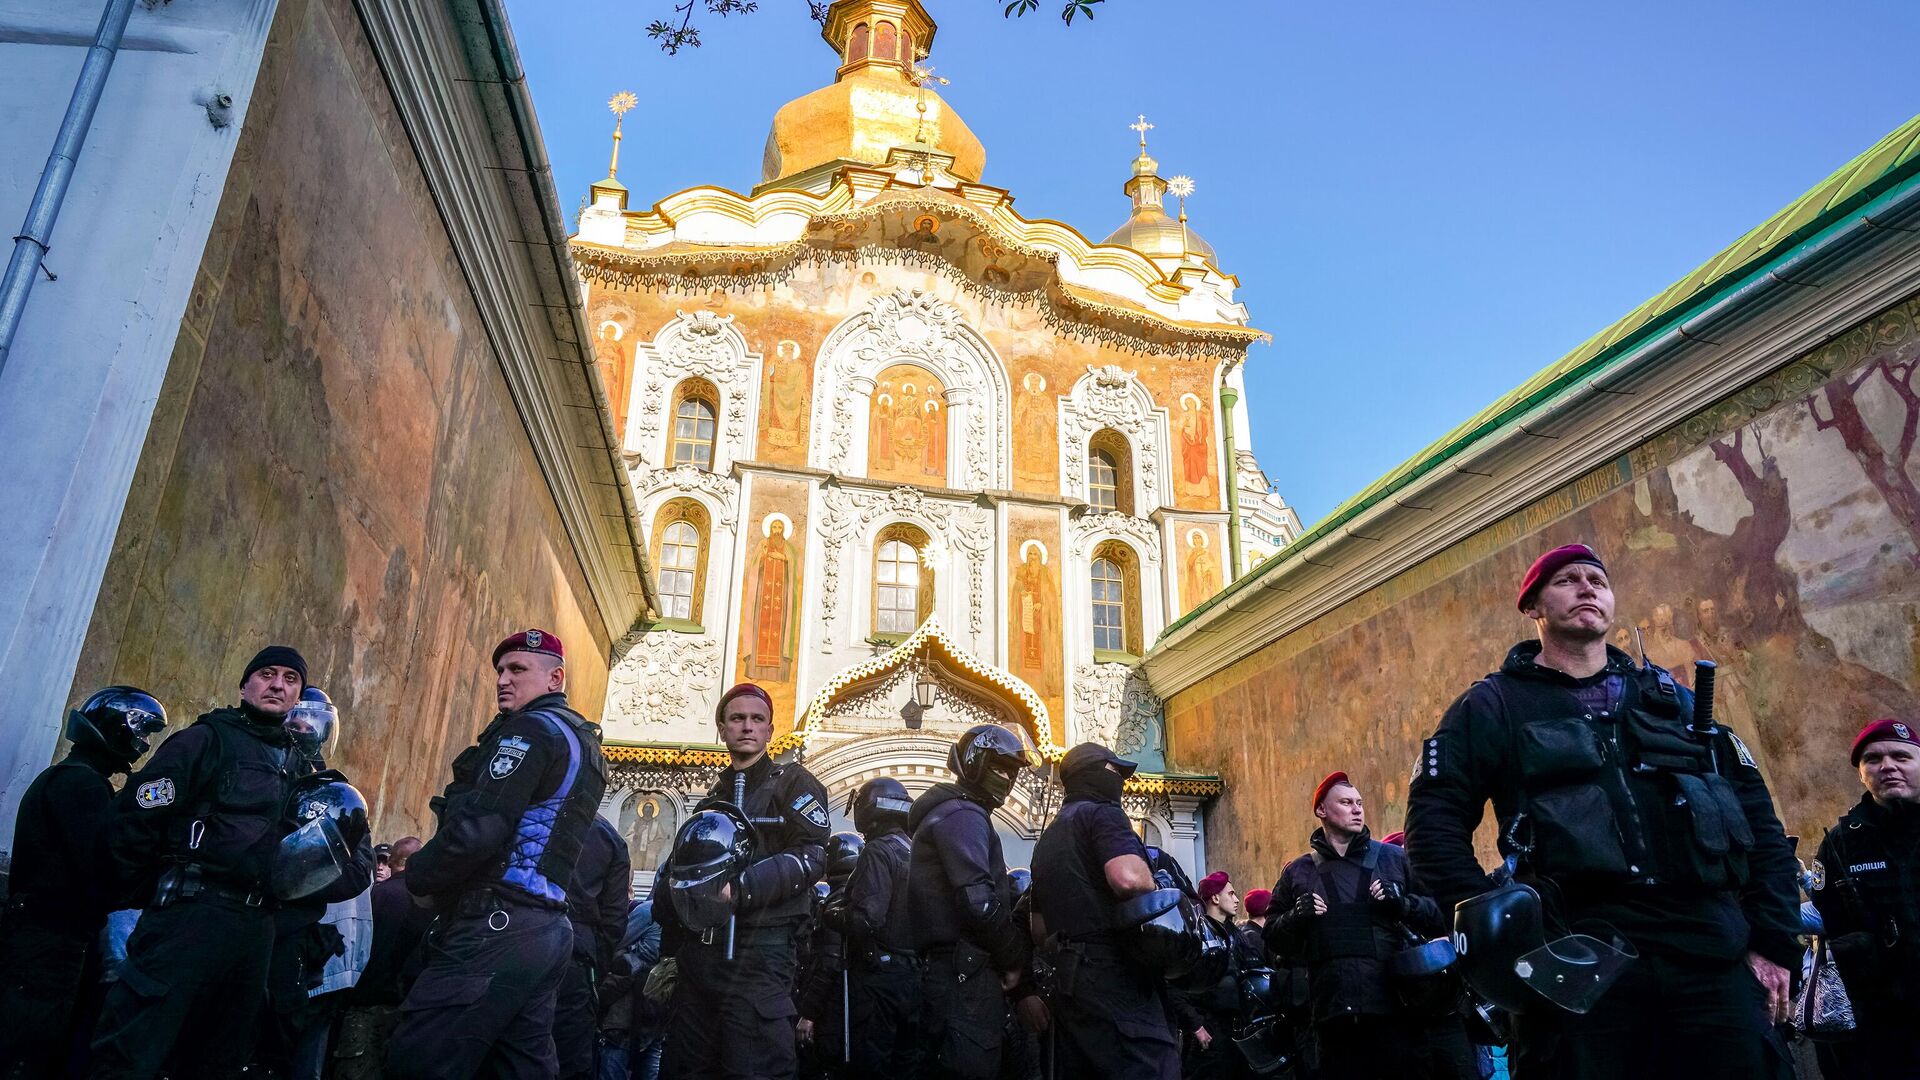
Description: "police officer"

(90, 645), (318, 1078)
(555, 813), (632, 1080)
(0, 687), (165, 1078)
(1405, 545), (1802, 1078)
(1029, 741), (1176, 1080)
(661, 681), (830, 1080)
(1809, 717), (1920, 1073)
(1267, 772), (1440, 1076)
(387, 628), (608, 1079)
(830, 778), (919, 1080)
(904, 724), (1035, 1080)
(798, 832), (862, 1073)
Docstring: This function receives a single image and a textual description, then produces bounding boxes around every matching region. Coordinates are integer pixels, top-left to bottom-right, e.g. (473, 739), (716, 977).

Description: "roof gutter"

(1154, 163), (1920, 659)
(470, 0), (659, 628)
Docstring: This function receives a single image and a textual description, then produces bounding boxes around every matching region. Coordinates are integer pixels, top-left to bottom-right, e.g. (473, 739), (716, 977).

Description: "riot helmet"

(947, 724), (1037, 808)
(850, 776), (912, 838)
(1452, 881), (1636, 1015)
(1237, 966), (1280, 1019)
(1115, 887), (1205, 978)
(826, 831), (864, 888)
(65, 686), (168, 765)
(284, 686), (339, 762)
(1005, 866), (1033, 903)
(272, 770), (369, 900)
(665, 802), (756, 932)
(1230, 1016), (1298, 1077)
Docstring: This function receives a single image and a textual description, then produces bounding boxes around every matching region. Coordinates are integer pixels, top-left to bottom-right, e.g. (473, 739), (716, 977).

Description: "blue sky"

(505, 0), (1919, 525)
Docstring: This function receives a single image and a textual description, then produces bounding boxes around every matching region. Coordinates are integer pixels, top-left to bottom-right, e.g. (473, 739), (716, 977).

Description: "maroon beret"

(1851, 718), (1918, 765)
(1243, 888), (1273, 917)
(492, 628), (564, 668)
(1312, 771), (1351, 811)
(1516, 544), (1606, 611)
(715, 682), (774, 725)
(1197, 871), (1231, 903)
(1380, 831), (1406, 848)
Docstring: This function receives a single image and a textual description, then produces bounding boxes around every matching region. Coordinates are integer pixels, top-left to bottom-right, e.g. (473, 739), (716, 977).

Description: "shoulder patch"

(135, 778), (175, 809)
(792, 792), (829, 829)
(1727, 730), (1758, 769)
(489, 734), (531, 779)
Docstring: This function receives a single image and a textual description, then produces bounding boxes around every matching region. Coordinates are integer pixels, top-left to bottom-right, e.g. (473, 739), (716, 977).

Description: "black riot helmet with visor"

(66, 686), (168, 766)
(849, 776), (913, 838)
(284, 685), (339, 763)
(826, 831), (864, 887)
(272, 769), (369, 900)
(666, 801), (757, 932)
(948, 724), (1038, 808)
(1452, 881), (1637, 1015)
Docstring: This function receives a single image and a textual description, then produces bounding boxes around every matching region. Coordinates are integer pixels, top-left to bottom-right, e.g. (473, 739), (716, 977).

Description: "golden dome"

(1101, 150), (1215, 264)
(760, 0), (986, 188)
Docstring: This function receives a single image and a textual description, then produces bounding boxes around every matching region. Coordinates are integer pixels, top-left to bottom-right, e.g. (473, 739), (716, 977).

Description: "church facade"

(574, 0), (1293, 880)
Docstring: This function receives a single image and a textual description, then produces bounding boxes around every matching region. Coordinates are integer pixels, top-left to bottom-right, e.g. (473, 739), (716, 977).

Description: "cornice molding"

(352, 0), (653, 644)
(1144, 209), (1920, 700)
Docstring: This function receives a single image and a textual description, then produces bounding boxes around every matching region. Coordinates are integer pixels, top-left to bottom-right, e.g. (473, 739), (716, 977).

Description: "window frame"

(1088, 539), (1143, 657)
(669, 379), (719, 471)
(1087, 429), (1135, 516)
(870, 522), (935, 642)
(648, 498), (711, 631)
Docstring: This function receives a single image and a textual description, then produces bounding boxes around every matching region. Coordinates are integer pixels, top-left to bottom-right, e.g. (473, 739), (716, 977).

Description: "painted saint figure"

(1179, 394), (1212, 489)
(747, 517), (802, 682)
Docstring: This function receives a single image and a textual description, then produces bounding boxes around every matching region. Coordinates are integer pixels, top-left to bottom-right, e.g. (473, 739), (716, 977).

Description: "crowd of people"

(1, 542), (1917, 1080)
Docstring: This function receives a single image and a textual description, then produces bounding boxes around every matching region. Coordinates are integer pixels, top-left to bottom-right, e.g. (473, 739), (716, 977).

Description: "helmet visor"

(285, 700), (339, 757)
(272, 815), (351, 900)
(1514, 933), (1637, 1014)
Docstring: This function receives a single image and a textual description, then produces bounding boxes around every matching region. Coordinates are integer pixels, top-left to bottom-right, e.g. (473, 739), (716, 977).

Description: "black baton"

(1693, 660), (1719, 772)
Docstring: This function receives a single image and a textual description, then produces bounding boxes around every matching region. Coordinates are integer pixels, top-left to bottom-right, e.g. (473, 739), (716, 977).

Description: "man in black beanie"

(91, 645), (326, 1079)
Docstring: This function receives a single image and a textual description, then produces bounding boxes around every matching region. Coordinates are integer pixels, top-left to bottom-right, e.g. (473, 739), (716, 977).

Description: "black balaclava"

(1065, 762), (1126, 804)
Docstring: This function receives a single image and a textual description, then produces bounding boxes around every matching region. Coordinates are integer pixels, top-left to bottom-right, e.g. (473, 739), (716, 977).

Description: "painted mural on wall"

(1178, 525), (1222, 616)
(1006, 505), (1066, 742)
(616, 790), (678, 873)
(869, 363), (947, 485)
(1169, 295), (1920, 881)
(739, 474), (812, 730)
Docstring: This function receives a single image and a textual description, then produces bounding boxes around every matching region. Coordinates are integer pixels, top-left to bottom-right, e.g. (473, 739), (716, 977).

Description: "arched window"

(872, 522), (934, 639)
(1087, 429), (1134, 515)
(649, 499), (711, 627)
(1090, 540), (1143, 656)
(670, 380), (718, 470)
(848, 22), (869, 62)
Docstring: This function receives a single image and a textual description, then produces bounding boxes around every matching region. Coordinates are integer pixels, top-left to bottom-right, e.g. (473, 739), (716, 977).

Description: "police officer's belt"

(858, 947), (920, 970)
(454, 886), (559, 918)
(188, 879), (273, 908)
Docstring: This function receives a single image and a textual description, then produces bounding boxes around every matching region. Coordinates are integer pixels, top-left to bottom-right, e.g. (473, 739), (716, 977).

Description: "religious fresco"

(1012, 370), (1057, 492)
(1006, 506), (1067, 743)
(738, 475), (812, 731)
(1173, 374), (1219, 508)
(868, 363), (947, 484)
(760, 336), (813, 462)
(1178, 524), (1223, 616)
(1167, 295), (1920, 882)
(616, 790), (678, 874)
(590, 302), (635, 435)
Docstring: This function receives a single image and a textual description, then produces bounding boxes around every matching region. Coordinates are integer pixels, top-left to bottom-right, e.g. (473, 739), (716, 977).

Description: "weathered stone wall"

(1167, 293), (1920, 888)
(70, 0), (612, 840)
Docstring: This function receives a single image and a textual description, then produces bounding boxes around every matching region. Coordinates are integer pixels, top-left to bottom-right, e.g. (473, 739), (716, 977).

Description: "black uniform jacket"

(110, 707), (309, 899)
(1265, 827), (1441, 1020)
(709, 754), (832, 927)
(6, 748), (125, 931)
(408, 692), (606, 910)
(903, 782), (1024, 971)
(1405, 641), (1802, 970)
(1811, 792), (1920, 1022)
(844, 828), (911, 955)
(568, 814), (633, 970)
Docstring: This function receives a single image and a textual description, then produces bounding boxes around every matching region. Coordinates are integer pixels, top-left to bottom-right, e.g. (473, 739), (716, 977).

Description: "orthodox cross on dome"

(1168, 174), (1195, 251)
(605, 90), (638, 181)
(1130, 114), (1154, 150)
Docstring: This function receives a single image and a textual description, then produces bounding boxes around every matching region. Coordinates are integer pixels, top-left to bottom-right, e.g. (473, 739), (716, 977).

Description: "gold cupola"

(1102, 115), (1216, 266)
(758, 0), (986, 191)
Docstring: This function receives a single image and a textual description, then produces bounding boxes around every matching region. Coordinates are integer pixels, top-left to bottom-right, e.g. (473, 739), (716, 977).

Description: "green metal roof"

(1160, 112), (1920, 644)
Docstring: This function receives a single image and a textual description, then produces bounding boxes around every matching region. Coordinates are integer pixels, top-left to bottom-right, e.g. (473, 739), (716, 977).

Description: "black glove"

(1375, 880), (1413, 919)
(821, 894), (850, 933)
(1278, 893), (1321, 928)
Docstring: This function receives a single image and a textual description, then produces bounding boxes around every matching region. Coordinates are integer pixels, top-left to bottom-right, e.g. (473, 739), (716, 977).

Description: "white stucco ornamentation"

(817, 485), (995, 646)
(1069, 510), (1163, 566)
(810, 289), (1011, 490)
(633, 464), (740, 529)
(605, 632), (725, 736)
(632, 310), (762, 471)
(1072, 661), (1161, 754)
(1059, 365), (1172, 512)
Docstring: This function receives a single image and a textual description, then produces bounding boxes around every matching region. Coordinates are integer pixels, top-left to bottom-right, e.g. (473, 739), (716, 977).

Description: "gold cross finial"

(911, 62), (949, 89)
(604, 91), (637, 180)
(1130, 114), (1154, 149)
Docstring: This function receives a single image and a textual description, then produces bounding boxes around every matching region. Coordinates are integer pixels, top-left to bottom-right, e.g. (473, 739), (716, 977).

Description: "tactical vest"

(1500, 666), (1752, 891)
(450, 705), (607, 908)
(1302, 844), (1397, 964)
(173, 713), (306, 890)
(703, 761), (814, 925)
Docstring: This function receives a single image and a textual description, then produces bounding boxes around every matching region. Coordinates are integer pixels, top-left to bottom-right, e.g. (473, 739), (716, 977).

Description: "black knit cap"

(241, 645), (308, 688)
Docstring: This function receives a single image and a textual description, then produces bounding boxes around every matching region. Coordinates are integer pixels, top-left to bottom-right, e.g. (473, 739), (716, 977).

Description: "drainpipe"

(1219, 360), (1244, 582)
(0, 0), (138, 375)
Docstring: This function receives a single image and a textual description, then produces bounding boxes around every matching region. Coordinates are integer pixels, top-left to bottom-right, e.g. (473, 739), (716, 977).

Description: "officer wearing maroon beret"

(1405, 544), (1801, 1079)
(1808, 718), (1920, 1074)
(658, 681), (829, 1080)
(387, 629), (607, 1080)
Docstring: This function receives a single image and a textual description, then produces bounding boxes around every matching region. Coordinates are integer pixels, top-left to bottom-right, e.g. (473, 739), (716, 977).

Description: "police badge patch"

(135, 778), (175, 809)
(1727, 730), (1758, 769)
(1809, 858), (1825, 891)
(792, 792), (829, 829)
(490, 735), (531, 779)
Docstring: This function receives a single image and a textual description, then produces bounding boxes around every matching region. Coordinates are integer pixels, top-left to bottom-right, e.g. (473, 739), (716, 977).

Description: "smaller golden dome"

(1102, 151), (1215, 264)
